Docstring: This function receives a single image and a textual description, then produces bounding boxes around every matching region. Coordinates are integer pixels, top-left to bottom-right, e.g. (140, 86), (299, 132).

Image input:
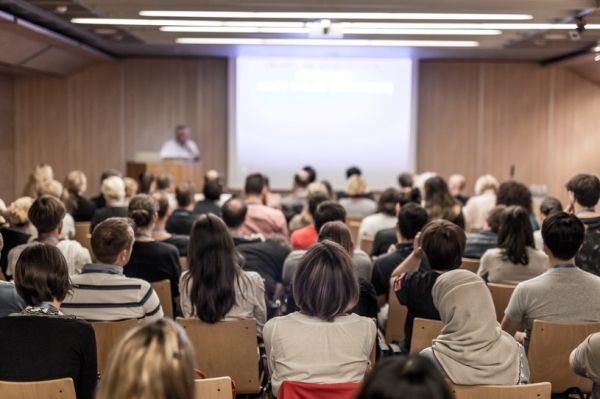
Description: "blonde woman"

(96, 318), (196, 399)
(90, 176), (127, 232)
(62, 170), (96, 222)
(464, 174), (500, 231)
(22, 163), (53, 199)
(338, 175), (377, 216)
(0, 197), (34, 276)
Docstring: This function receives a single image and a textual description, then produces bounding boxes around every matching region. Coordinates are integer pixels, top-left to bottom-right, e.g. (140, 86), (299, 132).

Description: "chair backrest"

(528, 320), (600, 393)
(460, 258), (480, 274)
(0, 378), (76, 399)
(448, 382), (551, 399)
(150, 279), (173, 318)
(92, 319), (138, 374)
(359, 236), (374, 255)
(487, 283), (516, 323)
(74, 222), (93, 256)
(346, 221), (362, 248)
(195, 377), (232, 399)
(385, 277), (408, 344)
(278, 381), (361, 399)
(180, 256), (188, 272)
(177, 318), (260, 394)
(410, 318), (445, 354)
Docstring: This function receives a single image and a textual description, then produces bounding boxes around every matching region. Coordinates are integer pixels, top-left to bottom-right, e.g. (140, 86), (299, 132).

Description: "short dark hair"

(397, 188), (422, 206)
(221, 198), (247, 228)
(100, 169), (122, 183)
(398, 203), (428, 240)
(28, 195), (66, 234)
(244, 174), (265, 195)
(203, 180), (223, 201)
(92, 217), (135, 264)
(487, 205), (506, 234)
(539, 197), (563, 217)
(378, 188), (399, 216)
(496, 181), (533, 213)
(137, 171), (155, 194)
(155, 174), (173, 190)
(542, 212), (585, 261)
(420, 220), (466, 270)
(302, 166), (317, 183)
(314, 201), (347, 233)
(346, 166), (362, 179)
(14, 244), (71, 305)
(566, 174), (600, 208)
(398, 173), (413, 188)
(175, 181), (196, 207)
(151, 190), (170, 219)
(308, 192), (330, 218)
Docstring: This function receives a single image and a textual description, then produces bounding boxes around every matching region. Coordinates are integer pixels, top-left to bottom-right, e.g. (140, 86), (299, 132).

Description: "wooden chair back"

(195, 377), (232, 399)
(448, 382), (551, 399)
(0, 269), (6, 281)
(460, 258), (480, 274)
(346, 222), (362, 249)
(150, 279), (173, 318)
(177, 318), (260, 394)
(92, 319), (138, 374)
(74, 222), (94, 260)
(487, 283), (516, 323)
(0, 378), (76, 399)
(385, 277), (408, 344)
(528, 320), (600, 393)
(180, 256), (188, 272)
(410, 318), (445, 353)
(359, 236), (374, 255)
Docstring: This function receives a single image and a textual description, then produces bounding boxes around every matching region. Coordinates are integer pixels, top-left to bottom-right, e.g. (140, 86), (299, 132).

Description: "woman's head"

(420, 220), (466, 271)
(62, 171), (87, 213)
(138, 171), (156, 194)
(424, 176), (459, 221)
(14, 244), (71, 306)
(497, 205), (534, 265)
(128, 194), (158, 229)
(293, 240), (359, 321)
(318, 221), (353, 254)
(23, 164), (54, 198)
(102, 176), (126, 204)
(3, 197), (34, 227)
(124, 177), (139, 200)
(378, 188), (399, 216)
(474, 174), (499, 195)
(496, 181), (533, 213)
(345, 175), (369, 197)
(96, 318), (196, 399)
(539, 197), (563, 219)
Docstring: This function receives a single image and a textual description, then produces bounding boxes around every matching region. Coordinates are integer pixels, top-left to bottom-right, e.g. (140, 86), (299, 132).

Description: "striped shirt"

(61, 263), (163, 322)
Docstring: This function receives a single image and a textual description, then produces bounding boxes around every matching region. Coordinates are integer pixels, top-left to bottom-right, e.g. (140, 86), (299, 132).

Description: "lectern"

(126, 161), (204, 192)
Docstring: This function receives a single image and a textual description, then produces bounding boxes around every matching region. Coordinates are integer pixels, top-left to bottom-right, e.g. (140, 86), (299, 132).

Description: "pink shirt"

(240, 202), (289, 238)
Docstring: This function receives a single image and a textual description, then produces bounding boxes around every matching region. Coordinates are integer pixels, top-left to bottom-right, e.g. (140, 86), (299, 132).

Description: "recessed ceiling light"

(175, 37), (479, 47)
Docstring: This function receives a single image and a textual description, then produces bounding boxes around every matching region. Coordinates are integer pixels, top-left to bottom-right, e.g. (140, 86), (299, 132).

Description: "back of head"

(23, 163), (53, 198)
(293, 240), (359, 321)
(356, 355), (453, 399)
(92, 218), (135, 264)
(123, 177), (139, 199)
(151, 191), (170, 219)
(302, 166), (317, 183)
(203, 179), (223, 201)
(221, 197), (248, 229)
(38, 180), (63, 198)
(496, 181), (532, 213)
(156, 174), (174, 191)
(420, 219), (466, 270)
(62, 171), (86, 213)
(308, 192), (330, 218)
(398, 203), (429, 240)
(3, 197), (34, 227)
(128, 194), (158, 229)
(539, 197), (563, 217)
(244, 173), (265, 196)
(542, 211), (585, 261)
(100, 169), (122, 184)
(497, 205), (534, 265)
(398, 173), (413, 189)
(102, 176), (126, 203)
(28, 195), (66, 234)
(294, 170), (310, 189)
(345, 175), (369, 197)
(95, 318), (196, 399)
(314, 201), (347, 233)
(307, 181), (329, 197)
(379, 188), (399, 216)
(567, 174), (600, 208)
(346, 166), (362, 179)
(448, 174), (466, 192)
(398, 188), (422, 207)
(318, 221), (354, 254)
(424, 176), (459, 220)
(175, 181), (196, 207)
(486, 205), (506, 234)
(137, 171), (155, 194)
(475, 174), (499, 195)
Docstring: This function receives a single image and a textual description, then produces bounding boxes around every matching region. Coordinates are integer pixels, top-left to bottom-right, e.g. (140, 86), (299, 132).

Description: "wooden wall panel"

(0, 76), (15, 202)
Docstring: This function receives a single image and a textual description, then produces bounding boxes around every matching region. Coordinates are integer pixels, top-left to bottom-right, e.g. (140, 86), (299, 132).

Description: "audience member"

(357, 188), (399, 248)
(533, 197), (562, 250)
(62, 217), (163, 322)
(151, 190), (189, 256)
(290, 192), (329, 250)
(423, 176), (465, 229)
(239, 173), (288, 237)
(339, 175), (377, 216)
(571, 333), (600, 399)
(0, 245), (97, 399)
(337, 166), (375, 201)
(7, 195), (91, 277)
(421, 269), (529, 385)
(501, 212), (600, 350)
(156, 173), (174, 191)
(281, 170), (311, 221)
(302, 165), (317, 183)
(264, 240), (376, 397)
(478, 206), (548, 284)
(22, 163), (53, 199)
(496, 181), (538, 230)
(95, 318), (196, 399)
(137, 171), (155, 194)
(39, 179), (75, 240)
(0, 197), (33, 276)
(463, 205), (505, 259)
(193, 179), (222, 215)
(166, 181), (198, 235)
(123, 177), (139, 204)
(464, 174), (500, 231)
(91, 169), (122, 209)
(0, 233), (25, 316)
(90, 175), (128, 232)
(180, 214), (267, 334)
(62, 170), (96, 222)
(397, 173), (413, 194)
(288, 181), (329, 232)
(448, 174), (470, 206)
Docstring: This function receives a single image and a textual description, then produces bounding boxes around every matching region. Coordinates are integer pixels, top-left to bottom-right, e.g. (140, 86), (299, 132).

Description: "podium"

(126, 161), (204, 192)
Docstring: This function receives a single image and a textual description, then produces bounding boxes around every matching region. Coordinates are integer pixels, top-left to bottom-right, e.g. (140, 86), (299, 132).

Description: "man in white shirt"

(159, 124), (200, 160)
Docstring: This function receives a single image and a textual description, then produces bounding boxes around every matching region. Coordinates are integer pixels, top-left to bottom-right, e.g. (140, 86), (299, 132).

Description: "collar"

(36, 236), (59, 243)
(550, 263), (577, 269)
(81, 263), (124, 275)
(173, 209), (193, 215)
(395, 243), (415, 252)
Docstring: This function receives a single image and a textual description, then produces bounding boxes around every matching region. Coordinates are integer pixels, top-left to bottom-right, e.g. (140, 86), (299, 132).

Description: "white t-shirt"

(159, 139), (200, 160)
(478, 247), (548, 285)
(7, 241), (91, 277)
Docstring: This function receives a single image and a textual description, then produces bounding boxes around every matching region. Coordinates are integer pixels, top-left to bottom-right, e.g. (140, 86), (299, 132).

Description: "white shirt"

(357, 213), (397, 248)
(159, 139), (200, 160)
(464, 190), (497, 231)
(7, 241), (91, 277)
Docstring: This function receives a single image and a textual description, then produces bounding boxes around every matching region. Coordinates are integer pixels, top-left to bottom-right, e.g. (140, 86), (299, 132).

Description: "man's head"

(346, 166), (362, 179)
(314, 201), (347, 233)
(398, 173), (413, 189)
(302, 166), (317, 183)
(486, 205), (506, 233)
(28, 195), (66, 234)
(155, 174), (174, 191)
(496, 181), (533, 213)
(420, 220), (466, 271)
(244, 173), (266, 197)
(203, 179), (223, 202)
(448, 174), (466, 196)
(91, 217), (136, 266)
(151, 190), (171, 220)
(99, 169), (122, 184)
(175, 125), (191, 145)
(308, 192), (330, 219)
(221, 198), (247, 229)
(294, 170), (310, 190)
(397, 203), (429, 241)
(175, 181), (196, 208)
(566, 174), (600, 208)
(541, 211), (585, 261)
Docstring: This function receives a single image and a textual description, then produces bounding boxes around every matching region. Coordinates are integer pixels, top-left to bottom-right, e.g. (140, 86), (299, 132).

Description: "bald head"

(221, 197), (247, 229)
(205, 169), (220, 181)
(448, 174), (466, 195)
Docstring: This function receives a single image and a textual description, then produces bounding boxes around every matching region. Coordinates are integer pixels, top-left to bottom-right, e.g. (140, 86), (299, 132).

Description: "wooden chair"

(0, 378), (76, 399)
(180, 256), (188, 272)
(385, 277), (408, 344)
(74, 222), (94, 261)
(195, 377), (232, 399)
(177, 318), (263, 395)
(278, 381), (360, 399)
(448, 382), (551, 399)
(0, 269), (6, 281)
(92, 319), (138, 374)
(460, 258), (480, 274)
(150, 279), (173, 318)
(359, 235), (374, 255)
(410, 318), (445, 353)
(528, 320), (600, 395)
(487, 283), (516, 323)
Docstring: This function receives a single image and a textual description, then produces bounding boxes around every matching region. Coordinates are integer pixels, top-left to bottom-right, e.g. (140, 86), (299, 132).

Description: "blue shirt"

(0, 281), (26, 317)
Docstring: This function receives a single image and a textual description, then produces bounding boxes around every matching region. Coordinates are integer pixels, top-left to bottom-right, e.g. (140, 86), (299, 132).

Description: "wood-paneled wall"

(0, 76), (15, 202)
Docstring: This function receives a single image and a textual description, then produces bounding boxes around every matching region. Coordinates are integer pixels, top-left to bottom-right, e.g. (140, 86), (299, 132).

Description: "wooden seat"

(460, 258), (480, 274)
(195, 377), (232, 399)
(528, 320), (600, 394)
(359, 235), (374, 255)
(150, 279), (173, 318)
(487, 283), (516, 323)
(180, 256), (188, 272)
(177, 318), (262, 394)
(448, 382), (551, 399)
(385, 277), (408, 344)
(345, 215), (365, 246)
(74, 222), (94, 261)
(92, 319), (138, 374)
(0, 378), (76, 399)
(410, 318), (445, 353)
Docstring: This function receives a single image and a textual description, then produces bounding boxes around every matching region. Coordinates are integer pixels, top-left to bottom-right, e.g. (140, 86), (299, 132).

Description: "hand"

(366, 361), (373, 373)
(413, 232), (423, 259)
(387, 244), (395, 254)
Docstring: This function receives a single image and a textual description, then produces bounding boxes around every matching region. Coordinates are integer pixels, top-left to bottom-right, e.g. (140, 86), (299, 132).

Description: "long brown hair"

(62, 170), (86, 213)
(318, 221), (354, 254)
(497, 205), (534, 265)
(424, 176), (460, 222)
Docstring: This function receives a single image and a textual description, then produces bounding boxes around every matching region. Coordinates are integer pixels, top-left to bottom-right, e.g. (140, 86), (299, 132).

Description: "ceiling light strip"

(175, 37), (479, 47)
(161, 26), (310, 33)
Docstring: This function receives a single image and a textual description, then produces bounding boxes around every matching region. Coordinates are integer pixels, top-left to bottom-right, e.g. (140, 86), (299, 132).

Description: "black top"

(90, 206), (128, 232)
(354, 278), (378, 319)
(90, 193), (106, 210)
(166, 210), (197, 235)
(72, 195), (97, 222)
(394, 271), (441, 352)
(464, 230), (498, 259)
(370, 228), (397, 257)
(451, 212), (466, 230)
(0, 227), (31, 276)
(161, 234), (190, 257)
(0, 315), (97, 399)
(454, 194), (470, 206)
(193, 199), (221, 216)
(336, 192), (375, 201)
(576, 216), (600, 276)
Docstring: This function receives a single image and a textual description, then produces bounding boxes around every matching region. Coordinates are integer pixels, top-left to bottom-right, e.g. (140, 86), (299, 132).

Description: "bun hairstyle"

(127, 194), (158, 229)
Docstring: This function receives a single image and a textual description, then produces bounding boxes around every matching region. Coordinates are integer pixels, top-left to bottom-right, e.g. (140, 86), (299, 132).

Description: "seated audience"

(151, 190), (190, 256)
(357, 188), (399, 249)
(7, 195), (91, 277)
(264, 240), (376, 397)
(22, 163), (53, 199)
(123, 177), (139, 204)
(62, 217), (163, 322)
(288, 181), (330, 232)
(496, 181), (538, 230)
(337, 166), (375, 200)
(91, 169), (122, 209)
(193, 179), (222, 216)
(0, 233), (25, 316)
(166, 181), (198, 235)
(339, 175), (377, 216)
(423, 176), (465, 229)
(463, 205), (505, 259)
(281, 170), (311, 222)
(302, 165), (317, 183)
(90, 175), (128, 232)
(397, 173), (413, 194)
(478, 206), (548, 284)
(501, 211), (600, 350)
(239, 173), (288, 237)
(0, 245), (97, 399)
(0, 197), (33, 276)
(95, 318), (196, 399)
(571, 333), (600, 399)
(203, 169), (232, 206)
(533, 197), (562, 250)
(180, 214), (267, 334)
(156, 173), (177, 209)
(464, 174), (499, 231)
(391, 220), (466, 353)
(421, 269), (529, 385)
(62, 170), (96, 222)
(137, 171), (155, 194)
(448, 174), (470, 206)
(39, 179), (75, 240)
(290, 192), (329, 250)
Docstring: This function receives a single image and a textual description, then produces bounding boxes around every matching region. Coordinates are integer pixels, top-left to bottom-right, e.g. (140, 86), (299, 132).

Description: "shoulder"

(481, 248), (502, 260)
(242, 271), (264, 285)
(353, 249), (371, 263)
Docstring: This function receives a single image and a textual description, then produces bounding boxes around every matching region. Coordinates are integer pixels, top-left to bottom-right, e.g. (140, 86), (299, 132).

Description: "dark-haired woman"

(478, 205), (548, 285)
(423, 176), (465, 229)
(180, 214), (266, 335)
